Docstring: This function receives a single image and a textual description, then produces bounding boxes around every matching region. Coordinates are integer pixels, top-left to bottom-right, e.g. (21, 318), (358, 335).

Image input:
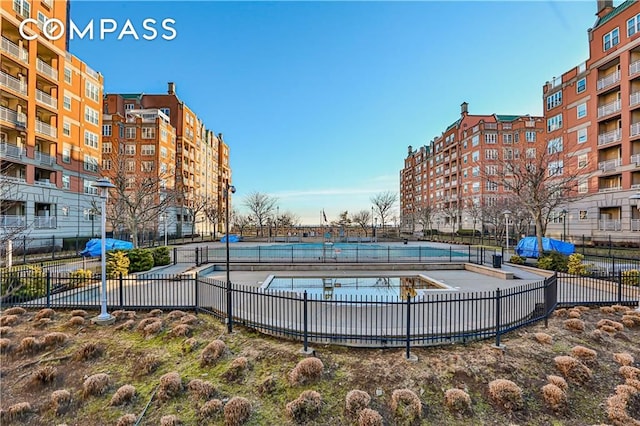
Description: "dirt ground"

(0, 305), (639, 425)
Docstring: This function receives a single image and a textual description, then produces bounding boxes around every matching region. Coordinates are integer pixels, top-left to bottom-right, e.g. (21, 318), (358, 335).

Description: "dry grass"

(626, 378), (640, 391)
(133, 353), (161, 376)
(357, 408), (384, 426)
(42, 332), (69, 348)
(611, 305), (629, 313)
(390, 388), (422, 423)
(0, 337), (12, 354)
(257, 375), (277, 395)
(199, 398), (223, 418)
(158, 372), (182, 402)
(541, 383), (567, 411)
(82, 373), (110, 398)
(31, 365), (57, 385)
(286, 390), (322, 423)
(179, 314), (198, 325)
(69, 309), (88, 317)
(563, 318), (585, 332)
(0, 315), (19, 326)
(148, 309), (163, 317)
(619, 366), (640, 380)
(606, 393), (639, 426)
(533, 332), (552, 344)
(112, 310), (137, 321)
(567, 309), (581, 319)
(67, 316), (85, 326)
(170, 324), (191, 338)
(571, 345), (598, 363)
(547, 375), (568, 392)
(616, 384), (638, 397)
(116, 413), (137, 426)
(160, 414), (181, 425)
(114, 319), (136, 331)
(488, 379), (523, 411)
(0, 326), (10, 336)
(613, 352), (634, 366)
(289, 357), (324, 385)
(74, 342), (103, 362)
(135, 317), (161, 332)
(187, 379), (216, 400)
(17, 336), (40, 354)
(3, 307), (26, 316)
(167, 310), (186, 320)
(2, 402), (32, 421)
(181, 337), (199, 354)
(33, 318), (52, 328)
(142, 320), (163, 338)
(444, 388), (471, 414)
(600, 306), (616, 314)
(224, 396), (252, 426)
(224, 356), (249, 382)
(200, 340), (226, 366)
(345, 389), (371, 418)
(596, 319), (624, 332)
(110, 384), (136, 406)
(50, 389), (72, 415)
(552, 308), (567, 317)
(34, 308), (55, 321)
(554, 356), (593, 384)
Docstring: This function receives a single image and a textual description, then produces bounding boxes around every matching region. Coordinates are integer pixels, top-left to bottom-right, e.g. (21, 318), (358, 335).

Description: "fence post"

(608, 235), (612, 258)
(468, 245), (471, 263)
(291, 246), (294, 263)
(612, 257), (616, 277)
(226, 280), (233, 333)
(617, 270), (623, 305)
(303, 291), (309, 353)
(195, 247), (199, 267)
(173, 248), (177, 265)
(356, 246), (359, 263)
(582, 235), (585, 255)
(419, 246), (422, 263)
(405, 292), (414, 360)
(194, 272), (199, 312)
(46, 270), (51, 308)
(387, 246), (390, 263)
(449, 246), (452, 262)
(23, 235), (27, 264)
(119, 272), (124, 309)
(494, 288), (503, 348)
(52, 235), (55, 260)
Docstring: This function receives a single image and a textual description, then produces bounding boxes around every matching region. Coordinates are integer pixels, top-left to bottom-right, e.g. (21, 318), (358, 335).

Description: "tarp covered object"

(80, 238), (134, 257)
(515, 237), (575, 258)
(220, 234), (241, 243)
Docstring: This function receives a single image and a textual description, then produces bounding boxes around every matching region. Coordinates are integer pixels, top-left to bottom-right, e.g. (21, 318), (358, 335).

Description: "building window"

(484, 133), (497, 144)
(577, 128), (588, 144)
(141, 127), (156, 139)
(13, 0), (30, 18)
(578, 179), (588, 194)
(526, 148), (536, 158)
(62, 122), (71, 137)
(125, 160), (136, 172)
(547, 114), (562, 132)
(160, 147), (167, 158)
(160, 107), (170, 116)
(485, 149), (498, 160)
(472, 166), (480, 177)
(514, 132), (520, 143)
(85, 81), (99, 102)
(578, 154), (588, 169)
(85, 106), (99, 125)
(63, 95), (71, 110)
(579, 210), (588, 220)
(471, 151), (479, 162)
(525, 131), (536, 142)
(64, 67), (72, 84)
(125, 144), (136, 155)
(503, 133), (512, 144)
(546, 91), (562, 110)
(141, 145), (155, 156)
(141, 161), (155, 172)
(83, 155), (98, 172)
(547, 137), (563, 154)
(472, 135), (479, 147)
(603, 27), (619, 50)
(485, 181), (498, 192)
(485, 165), (498, 175)
(503, 148), (513, 160)
(84, 131), (98, 149)
(577, 103), (587, 119)
(548, 160), (564, 176)
(84, 180), (98, 195)
(472, 182), (480, 193)
(62, 175), (70, 189)
(119, 124), (125, 138)
(62, 144), (71, 163)
(125, 127), (136, 139)
(102, 159), (111, 170)
(102, 142), (112, 153)
(629, 14), (640, 36)
(577, 78), (586, 93)
(125, 103), (135, 110)
(102, 124), (112, 136)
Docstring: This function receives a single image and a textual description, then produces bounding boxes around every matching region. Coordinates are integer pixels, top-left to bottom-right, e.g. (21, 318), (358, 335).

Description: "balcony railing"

(598, 219), (621, 231)
(0, 106), (26, 128)
(630, 60), (640, 76)
(0, 142), (26, 158)
(632, 154), (640, 165)
(597, 71), (620, 90)
(632, 123), (640, 138)
(1, 37), (28, 64)
(598, 185), (622, 192)
(0, 176), (26, 184)
(0, 215), (26, 228)
(0, 71), (26, 95)
(34, 216), (56, 229)
(35, 151), (55, 166)
(631, 92), (640, 108)
(34, 179), (55, 187)
(35, 120), (57, 138)
(36, 57), (58, 81)
(36, 89), (58, 109)
(597, 99), (621, 118)
(598, 158), (622, 171)
(632, 219), (640, 232)
(598, 128), (622, 145)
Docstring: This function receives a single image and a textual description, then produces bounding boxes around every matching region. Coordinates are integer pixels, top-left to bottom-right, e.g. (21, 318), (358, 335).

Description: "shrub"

(167, 310), (186, 320)
(541, 383), (567, 411)
(69, 269), (94, 287)
(224, 396), (252, 426)
(488, 379), (523, 411)
(3, 307), (26, 316)
(390, 388), (422, 423)
(3, 402), (32, 421)
(0, 267), (46, 300)
(200, 340), (226, 366)
(537, 252), (568, 272)
(571, 345), (597, 363)
(106, 251), (130, 278)
(187, 379), (216, 400)
(613, 353), (634, 366)
(534, 332), (552, 344)
(170, 324), (191, 338)
(567, 253), (589, 276)
(563, 318), (585, 332)
(286, 390), (322, 423)
(133, 353), (161, 376)
(158, 372), (182, 401)
(289, 357), (324, 385)
(110, 385), (136, 406)
(32, 365), (57, 385)
(83, 373), (110, 397)
(547, 375), (568, 392)
(444, 388), (471, 414)
(160, 415), (181, 426)
(68, 316), (85, 326)
(224, 357), (249, 382)
(70, 309), (88, 317)
(358, 408), (383, 426)
(127, 248), (154, 273)
(50, 389), (71, 415)
(554, 356), (592, 384)
(597, 319), (624, 331)
(116, 414), (137, 426)
(345, 390), (371, 418)
(508, 255), (526, 265)
(200, 398), (223, 418)
(0, 315), (18, 326)
(42, 332), (68, 348)
(0, 338), (12, 354)
(621, 269), (640, 286)
(620, 366), (640, 380)
(152, 246), (171, 266)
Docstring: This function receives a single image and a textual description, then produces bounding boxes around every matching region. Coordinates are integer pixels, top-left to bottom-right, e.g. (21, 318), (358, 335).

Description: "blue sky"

(68, 0), (603, 224)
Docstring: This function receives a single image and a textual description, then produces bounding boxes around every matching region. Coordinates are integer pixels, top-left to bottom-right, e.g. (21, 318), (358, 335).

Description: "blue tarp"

(220, 234), (241, 243)
(80, 238), (134, 257)
(515, 237), (575, 258)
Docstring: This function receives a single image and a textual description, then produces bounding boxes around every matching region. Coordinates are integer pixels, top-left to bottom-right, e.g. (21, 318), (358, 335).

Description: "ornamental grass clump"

(31, 365), (57, 385)
(0, 315), (19, 326)
(167, 310), (186, 320)
(358, 408), (384, 426)
(180, 314), (198, 325)
(606, 392), (640, 425)
(187, 379), (216, 400)
(116, 413), (137, 426)
(160, 414), (181, 426)
(554, 356), (592, 384)
(0, 326), (10, 337)
(74, 342), (103, 362)
(142, 320), (163, 338)
(110, 384), (136, 406)
(50, 389), (71, 415)
(3, 307), (26, 316)
(199, 399), (223, 418)
(70, 309), (88, 317)
(223, 396), (252, 426)
(613, 353), (634, 366)
(17, 336), (40, 354)
(67, 316), (85, 326)
(135, 317), (162, 333)
(133, 353), (161, 376)
(0, 338), (12, 354)
(567, 309), (582, 319)
(82, 373), (110, 398)
(286, 390), (322, 423)
(158, 372), (182, 402)
(200, 340), (226, 366)
(546, 375), (568, 392)
(488, 379), (523, 411)
(148, 309), (163, 317)
(563, 318), (585, 332)
(541, 383), (567, 412)
(2, 402), (32, 422)
(597, 319), (624, 332)
(345, 390), (371, 418)
(289, 357), (324, 385)
(390, 388), (422, 423)
(571, 345), (598, 363)
(114, 319), (136, 331)
(619, 366), (640, 380)
(444, 388), (472, 414)
(224, 357), (249, 382)
(42, 332), (68, 348)
(534, 332), (552, 344)
(34, 308), (55, 321)
(170, 324), (191, 338)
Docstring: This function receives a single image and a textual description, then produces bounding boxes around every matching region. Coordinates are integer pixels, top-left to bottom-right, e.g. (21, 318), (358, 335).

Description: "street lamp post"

(371, 206), (374, 240)
(503, 210), (512, 255)
(92, 177), (116, 325)
(225, 183), (236, 332)
(629, 192), (640, 311)
(561, 209), (568, 242)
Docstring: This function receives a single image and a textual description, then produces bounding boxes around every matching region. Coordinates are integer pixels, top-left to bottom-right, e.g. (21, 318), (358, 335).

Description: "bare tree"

(204, 203), (220, 239)
(415, 205), (434, 238)
(439, 203), (459, 235)
(182, 192), (212, 239)
(278, 211), (300, 235)
(231, 209), (252, 237)
(352, 210), (372, 237)
(243, 192), (277, 237)
(480, 198), (513, 246)
(464, 199), (483, 244)
(371, 191), (398, 232)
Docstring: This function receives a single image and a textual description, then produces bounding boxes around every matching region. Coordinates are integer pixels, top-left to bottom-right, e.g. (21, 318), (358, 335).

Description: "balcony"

(34, 179), (55, 187)
(0, 176), (26, 184)
(598, 158), (622, 172)
(597, 99), (621, 118)
(0, 215), (26, 228)
(631, 60), (640, 76)
(36, 89), (58, 109)
(632, 219), (640, 232)
(1, 37), (28, 64)
(0, 142), (26, 158)
(0, 106), (27, 128)
(598, 185), (622, 192)
(35, 120), (57, 138)
(632, 123), (640, 138)
(598, 219), (621, 231)
(632, 154), (640, 165)
(0, 71), (26, 95)
(34, 216), (56, 229)
(35, 151), (55, 166)
(598, 128), (622, 145)
(36, 58), (58, 81)
(597, 71), (620, 91)
(631, 92), (640, 108)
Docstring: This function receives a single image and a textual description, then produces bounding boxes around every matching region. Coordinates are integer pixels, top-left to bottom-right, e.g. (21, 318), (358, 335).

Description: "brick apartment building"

(400, 103), (545, 234)
(1, 0), (104, 245)
(103, 84), (231, 238)
(542, 0), (640, 243)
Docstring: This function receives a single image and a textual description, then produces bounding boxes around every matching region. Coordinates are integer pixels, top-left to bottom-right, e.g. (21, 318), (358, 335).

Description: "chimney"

(407, 145), (413, 155)
(596, 0), (613, 18)
(460, 102), (468, 116)
(167, 82), (175, 95)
